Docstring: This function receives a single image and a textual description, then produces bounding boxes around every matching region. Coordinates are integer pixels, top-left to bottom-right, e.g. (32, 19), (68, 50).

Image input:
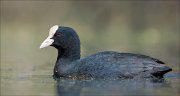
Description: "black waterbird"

(40, 25), (172, 80)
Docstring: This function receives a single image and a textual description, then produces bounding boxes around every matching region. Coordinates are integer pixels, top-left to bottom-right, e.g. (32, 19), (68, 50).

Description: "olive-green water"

(1, 68), (179, 96)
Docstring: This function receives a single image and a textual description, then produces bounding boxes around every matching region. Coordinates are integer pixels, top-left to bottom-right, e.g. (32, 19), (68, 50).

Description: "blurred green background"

(1, 0), (179, 70)
(0, 0), (180, 95)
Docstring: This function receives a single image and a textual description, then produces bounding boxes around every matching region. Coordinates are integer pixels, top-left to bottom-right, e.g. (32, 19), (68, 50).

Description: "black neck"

(53, 46), (80, 79)
(56, 47), (80, 62)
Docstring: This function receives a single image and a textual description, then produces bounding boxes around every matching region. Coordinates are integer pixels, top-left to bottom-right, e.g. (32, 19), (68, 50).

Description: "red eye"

(55, 32), (62, 36)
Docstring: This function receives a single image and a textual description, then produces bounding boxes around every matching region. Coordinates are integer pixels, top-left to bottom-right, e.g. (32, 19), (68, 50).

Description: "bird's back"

(60, 51), (171, 79)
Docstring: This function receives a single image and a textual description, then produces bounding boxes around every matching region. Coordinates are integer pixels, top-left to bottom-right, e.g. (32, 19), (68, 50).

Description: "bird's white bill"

(40, 37), (54, 49)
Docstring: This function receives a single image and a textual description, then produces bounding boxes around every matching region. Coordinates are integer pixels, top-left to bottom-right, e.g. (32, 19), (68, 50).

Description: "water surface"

(1, 68), (179, 96)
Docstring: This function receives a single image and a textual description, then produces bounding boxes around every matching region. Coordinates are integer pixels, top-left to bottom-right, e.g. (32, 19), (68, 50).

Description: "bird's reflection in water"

(56, 78), (170, 96)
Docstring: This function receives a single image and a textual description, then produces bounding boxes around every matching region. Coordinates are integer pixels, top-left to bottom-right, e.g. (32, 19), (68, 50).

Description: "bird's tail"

(152, 66), (172, 78)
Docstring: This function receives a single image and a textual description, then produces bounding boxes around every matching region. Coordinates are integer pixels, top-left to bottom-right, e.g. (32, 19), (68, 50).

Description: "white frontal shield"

(40, 25), (59, 49)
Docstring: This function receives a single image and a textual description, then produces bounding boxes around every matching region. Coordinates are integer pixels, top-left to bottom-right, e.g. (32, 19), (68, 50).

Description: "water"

(1, 68), (179, 96)
(56, 77), (179, 96)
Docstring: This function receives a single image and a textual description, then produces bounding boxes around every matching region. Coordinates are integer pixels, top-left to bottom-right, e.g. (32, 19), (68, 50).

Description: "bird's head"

(40, 25), (80, 49)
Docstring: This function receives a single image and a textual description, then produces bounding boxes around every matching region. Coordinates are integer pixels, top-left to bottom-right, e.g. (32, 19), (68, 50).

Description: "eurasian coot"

(40, 25), (172, 79)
